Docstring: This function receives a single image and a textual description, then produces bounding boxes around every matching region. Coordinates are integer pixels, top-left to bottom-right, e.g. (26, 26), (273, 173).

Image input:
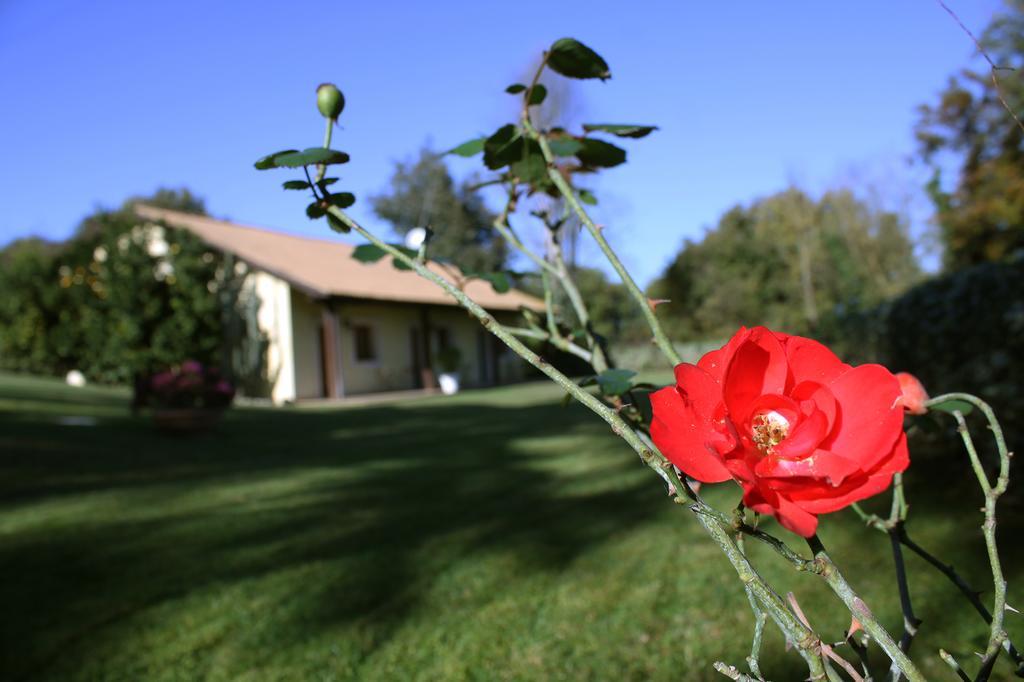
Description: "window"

(353, 324), (376, 362)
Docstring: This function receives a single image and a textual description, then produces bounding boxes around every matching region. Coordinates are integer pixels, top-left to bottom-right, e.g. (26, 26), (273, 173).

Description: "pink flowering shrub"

(148, 361), (235, 410)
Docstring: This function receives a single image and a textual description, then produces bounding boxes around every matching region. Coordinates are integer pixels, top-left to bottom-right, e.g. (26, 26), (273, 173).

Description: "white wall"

(251, 271), (295, 404)
(247, 281), (530, 401)
(291, 290), (324, 400)
(335, 302), (419, 394)
(331, 303), (528, 395)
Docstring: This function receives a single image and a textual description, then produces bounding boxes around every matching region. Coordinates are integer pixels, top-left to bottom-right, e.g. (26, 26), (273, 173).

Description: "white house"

(134, 205), (543, 404)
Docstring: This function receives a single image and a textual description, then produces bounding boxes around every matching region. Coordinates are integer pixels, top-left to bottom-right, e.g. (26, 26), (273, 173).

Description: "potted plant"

(148, 360), (235, 432)
(434, 346), (462, 395)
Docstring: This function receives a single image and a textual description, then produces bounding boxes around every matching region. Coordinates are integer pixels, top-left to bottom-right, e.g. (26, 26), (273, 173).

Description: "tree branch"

(935, 0), (1024, 136)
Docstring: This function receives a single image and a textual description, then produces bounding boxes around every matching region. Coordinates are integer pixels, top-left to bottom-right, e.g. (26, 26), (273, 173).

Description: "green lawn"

(1, 372), (1021, 681)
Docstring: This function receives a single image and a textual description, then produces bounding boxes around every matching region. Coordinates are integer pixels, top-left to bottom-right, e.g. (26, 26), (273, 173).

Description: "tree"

(0, 238), (63, 375)
(915, 1), (1024, 269)
(371, 149), (507, 272)
(48, 193), (227, 384)
(649, 187), (921, 340)
(0, 189), (267, 393)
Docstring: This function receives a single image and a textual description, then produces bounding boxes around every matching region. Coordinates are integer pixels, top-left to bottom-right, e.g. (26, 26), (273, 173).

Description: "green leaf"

(527, 84), (547, 106)
(483, 124), (523, 170)
(596, 368), (636, 396)
(254, 149), (298, 170)
(306, 202), (326, 219)
(352, 244), (417, 269)
(273, 148), (350, 168)
(282, 180), (311, 190)
(352, 244), (388, 263)
(509, 138), (548, 185)
(448, 137), (486, 157)
(326, 213), (349, 233)
(317, 177), (339, 188)
(929, 399), (975, 415)
(576, 138), (627, 168)
(582, 123), (659, 138)
(505, 83), (527, 94)
(547, 38), (611, 80)
(326, 192), (356, 209)
(579, 188), (598, 205)
(548, 137), (584, 157)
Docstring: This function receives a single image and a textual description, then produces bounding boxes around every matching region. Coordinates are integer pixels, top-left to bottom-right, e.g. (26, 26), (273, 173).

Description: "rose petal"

(650, 367), (734, 483)
(774, 495), (820, 537)
(744, 485), (819, 537)
(789, 434), (909, 513)
(723, 327), (788, 422)
(697, 326), (750, 384)
(790, 381), (837, 432)
(821, 364), (904, 471)
(755, 447), (862, 486)
(771, 408), (830, 459)
(784, 336), (850, 387)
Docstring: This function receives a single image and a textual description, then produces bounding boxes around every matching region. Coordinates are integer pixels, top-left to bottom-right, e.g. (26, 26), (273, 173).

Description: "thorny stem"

(522, 119), (682, 366)
(845, 631), (873, 681)
(539, 269), (560, 338)
(504, 326), (592, 363)
(884, 474), (921, 682)
(736, 533), (767, 680)
(940, 649), (972, 682)
(491, 190), (609, 371)
(490, 192), (556, 276)
(714, 661), (763, 681)
(853, 391), (1018, 679)
(736, 523), (815, 571)
(542, 222), (610, 372)
(806, 535), (926, 682)
(522, 52), (549, 121)
(324, 203), (831, 681)
(927, 392), (1012, 681)
(314, 118), (333, 183)
(855, 507), (1024, 677)
(888, 524), (921, 682)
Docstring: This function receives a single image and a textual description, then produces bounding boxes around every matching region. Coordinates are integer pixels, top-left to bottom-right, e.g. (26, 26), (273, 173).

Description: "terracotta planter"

(153, 407), (224, 433)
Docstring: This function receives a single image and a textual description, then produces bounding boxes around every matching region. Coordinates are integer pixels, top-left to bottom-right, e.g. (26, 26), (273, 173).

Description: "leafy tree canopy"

(915, 1), (1024, 269)
(649, 187), (921, 340)
(0, 188), (260, 388)
(371, 149), (508, 273)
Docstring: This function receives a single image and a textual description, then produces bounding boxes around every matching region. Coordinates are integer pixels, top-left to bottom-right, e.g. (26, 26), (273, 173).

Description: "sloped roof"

(134, 205), (543, 312)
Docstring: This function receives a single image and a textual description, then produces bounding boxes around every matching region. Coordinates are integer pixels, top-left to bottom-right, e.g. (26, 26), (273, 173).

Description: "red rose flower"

(650, 326), (909, 537)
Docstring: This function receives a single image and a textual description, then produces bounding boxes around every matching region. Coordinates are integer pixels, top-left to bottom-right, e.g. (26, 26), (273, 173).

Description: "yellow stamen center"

(752, 411), (790, 454)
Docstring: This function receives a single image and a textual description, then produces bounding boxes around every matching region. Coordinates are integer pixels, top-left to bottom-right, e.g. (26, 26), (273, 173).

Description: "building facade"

(135, 205), (541, 404)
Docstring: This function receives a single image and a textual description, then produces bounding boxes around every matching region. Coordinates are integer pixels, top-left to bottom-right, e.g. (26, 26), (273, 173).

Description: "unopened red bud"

(896, 372), (929, 415)
(317, 83), (345, 121)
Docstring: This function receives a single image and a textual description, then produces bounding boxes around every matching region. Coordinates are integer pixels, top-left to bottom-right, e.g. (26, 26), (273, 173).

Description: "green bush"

(0, 192), (270, 394)
(822, 255), (1024, 448)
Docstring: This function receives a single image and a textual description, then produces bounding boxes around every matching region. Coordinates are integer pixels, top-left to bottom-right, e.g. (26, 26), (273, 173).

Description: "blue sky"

(0, 0), (1004, 285)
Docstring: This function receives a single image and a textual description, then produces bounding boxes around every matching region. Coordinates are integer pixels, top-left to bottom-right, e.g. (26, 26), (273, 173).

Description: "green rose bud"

(316, 83), (345, 121)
